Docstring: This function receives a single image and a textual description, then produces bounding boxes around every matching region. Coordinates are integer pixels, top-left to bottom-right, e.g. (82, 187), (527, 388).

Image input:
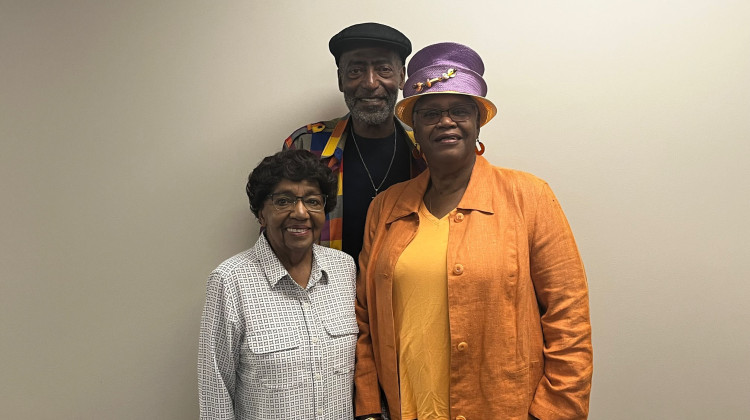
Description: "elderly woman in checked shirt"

(199, 149), (358, 419)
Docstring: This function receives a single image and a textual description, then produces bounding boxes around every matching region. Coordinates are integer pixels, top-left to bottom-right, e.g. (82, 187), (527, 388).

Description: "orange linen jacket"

(354, 156), (593, 420)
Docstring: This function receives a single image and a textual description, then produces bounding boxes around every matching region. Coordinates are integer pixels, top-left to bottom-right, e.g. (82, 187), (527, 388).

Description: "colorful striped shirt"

(283, 115), (426, 251)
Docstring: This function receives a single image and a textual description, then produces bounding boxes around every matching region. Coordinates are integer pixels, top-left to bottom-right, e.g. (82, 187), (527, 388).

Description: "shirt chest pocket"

(244, 326), (305, 390)
(321, 318), (358, 374)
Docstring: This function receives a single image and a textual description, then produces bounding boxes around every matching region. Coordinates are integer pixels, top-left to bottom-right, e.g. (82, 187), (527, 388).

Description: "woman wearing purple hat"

(353, 43), (593, 420)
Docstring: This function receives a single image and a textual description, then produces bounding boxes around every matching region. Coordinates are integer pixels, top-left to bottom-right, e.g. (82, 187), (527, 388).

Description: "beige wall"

(2, 1), (749, 418)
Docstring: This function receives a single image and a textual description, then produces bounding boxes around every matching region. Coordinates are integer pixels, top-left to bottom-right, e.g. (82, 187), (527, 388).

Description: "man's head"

(329, 22), (411, 66)
(329, 23), (411, 127)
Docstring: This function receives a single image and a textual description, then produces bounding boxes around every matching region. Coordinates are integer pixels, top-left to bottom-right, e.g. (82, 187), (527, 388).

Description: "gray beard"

(345, 94), (397, 126)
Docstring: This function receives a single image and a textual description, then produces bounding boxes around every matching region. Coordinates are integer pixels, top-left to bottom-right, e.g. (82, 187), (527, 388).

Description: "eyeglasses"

(267, 193), (326, 213)
(413, 103), (478, 125)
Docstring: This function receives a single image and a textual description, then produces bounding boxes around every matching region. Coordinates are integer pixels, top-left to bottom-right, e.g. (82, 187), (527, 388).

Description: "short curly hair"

(246, 149), (337, 217)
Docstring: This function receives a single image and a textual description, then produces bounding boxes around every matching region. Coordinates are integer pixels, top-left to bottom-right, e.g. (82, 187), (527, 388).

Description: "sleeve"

(198, 271), (241, 420)
(527, 183), (593, 420)
(282, 134), (296, 151)
(283, 125), (311, 151)
(353, 197), (385, 417)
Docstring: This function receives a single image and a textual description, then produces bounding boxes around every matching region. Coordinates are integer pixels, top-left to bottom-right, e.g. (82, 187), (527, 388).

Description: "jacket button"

(457, 342), (468, 351)
(456, 416), (467, 420)
(455, 212), (464, 222)
(453, 264), (464, 275)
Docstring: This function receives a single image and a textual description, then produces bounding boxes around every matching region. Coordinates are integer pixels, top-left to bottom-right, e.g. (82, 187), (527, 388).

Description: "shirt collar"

(309, 244), (330, 287)
(457, 155), (495, 214)
(255, 234), (329, 289)
(320, 115), (351, 159)
(323, 115), (417, 159)
(386, 155), (495, 224)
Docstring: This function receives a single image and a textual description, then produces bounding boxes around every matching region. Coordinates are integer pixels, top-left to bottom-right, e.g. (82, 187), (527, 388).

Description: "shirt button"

(317, 408), (323, 416)
(456, 416), (467, 420)
(453, 264), (464, 275)
(455, 212), (464, 222)
(457, 342), (468, 351)
(311, 336), (319, 344)
(314, 373), (322, 380)
(302, 302), (310, 310)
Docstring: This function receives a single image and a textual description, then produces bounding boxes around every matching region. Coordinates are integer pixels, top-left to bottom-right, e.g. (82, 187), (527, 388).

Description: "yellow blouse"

(392, 202), (451, 420)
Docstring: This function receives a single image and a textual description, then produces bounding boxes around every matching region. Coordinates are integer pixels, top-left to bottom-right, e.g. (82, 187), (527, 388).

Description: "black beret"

(329, 22), (411, 66)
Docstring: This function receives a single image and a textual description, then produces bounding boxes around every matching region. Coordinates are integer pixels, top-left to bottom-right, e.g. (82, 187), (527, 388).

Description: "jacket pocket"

(481, 363), (531, 416)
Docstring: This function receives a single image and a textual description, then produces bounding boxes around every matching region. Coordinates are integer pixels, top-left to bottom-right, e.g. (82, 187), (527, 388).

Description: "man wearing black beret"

(282, 22), (426, 271)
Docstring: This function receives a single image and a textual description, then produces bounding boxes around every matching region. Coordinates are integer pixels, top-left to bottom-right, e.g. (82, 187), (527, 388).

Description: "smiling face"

(338, 47), (405, 126)
(258, 179), (325, 263)
(412, 94), (481, 168)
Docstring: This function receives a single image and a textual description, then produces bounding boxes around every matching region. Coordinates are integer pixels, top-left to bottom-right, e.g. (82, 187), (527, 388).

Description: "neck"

(429, 155), (476, 193)
(270, 242), (313, 288)
(350, 117), (396, 138)
(425, 156), (476, 218)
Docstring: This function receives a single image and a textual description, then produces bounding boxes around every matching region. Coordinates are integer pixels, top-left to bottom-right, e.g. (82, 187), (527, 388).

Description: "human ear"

(257, 210), (267, 228)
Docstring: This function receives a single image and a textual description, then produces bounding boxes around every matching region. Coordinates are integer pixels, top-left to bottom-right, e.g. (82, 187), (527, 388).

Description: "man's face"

(337, 47), (405, 126)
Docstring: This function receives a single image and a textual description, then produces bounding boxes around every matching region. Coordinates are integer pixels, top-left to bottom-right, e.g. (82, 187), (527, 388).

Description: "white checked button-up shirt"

(199, 234), (358, 419)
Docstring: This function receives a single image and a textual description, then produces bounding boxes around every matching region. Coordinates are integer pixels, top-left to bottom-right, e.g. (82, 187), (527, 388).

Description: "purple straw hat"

(396, 42), (497, 128)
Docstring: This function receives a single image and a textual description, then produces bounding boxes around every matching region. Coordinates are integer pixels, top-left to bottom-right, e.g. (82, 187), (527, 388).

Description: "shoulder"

(380, 177), (414, 199)
(473, 156), (549, 194)
(208, 246), (261, 286)
(493, 166), (548, 189)
(314, 244), (356, 276)
(314, 244), (355, 268)
(284, 115), (348, 150)
(463, 157), (557, 214)
(363, 172), (428, 228)
(375, 170), (428, 207)
(211, 247), (251, 273)
(478, 162), (568, 222)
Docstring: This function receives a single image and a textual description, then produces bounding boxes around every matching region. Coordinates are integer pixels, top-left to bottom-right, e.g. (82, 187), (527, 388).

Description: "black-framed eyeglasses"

(267, 193), (326, 213)
(413, 103), (478, 125)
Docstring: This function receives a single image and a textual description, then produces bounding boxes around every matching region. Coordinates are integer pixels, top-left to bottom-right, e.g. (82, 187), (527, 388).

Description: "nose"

(290, 199), (310, 218)
(362, 67), (378, 90)
(437, 111), (458, 127)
